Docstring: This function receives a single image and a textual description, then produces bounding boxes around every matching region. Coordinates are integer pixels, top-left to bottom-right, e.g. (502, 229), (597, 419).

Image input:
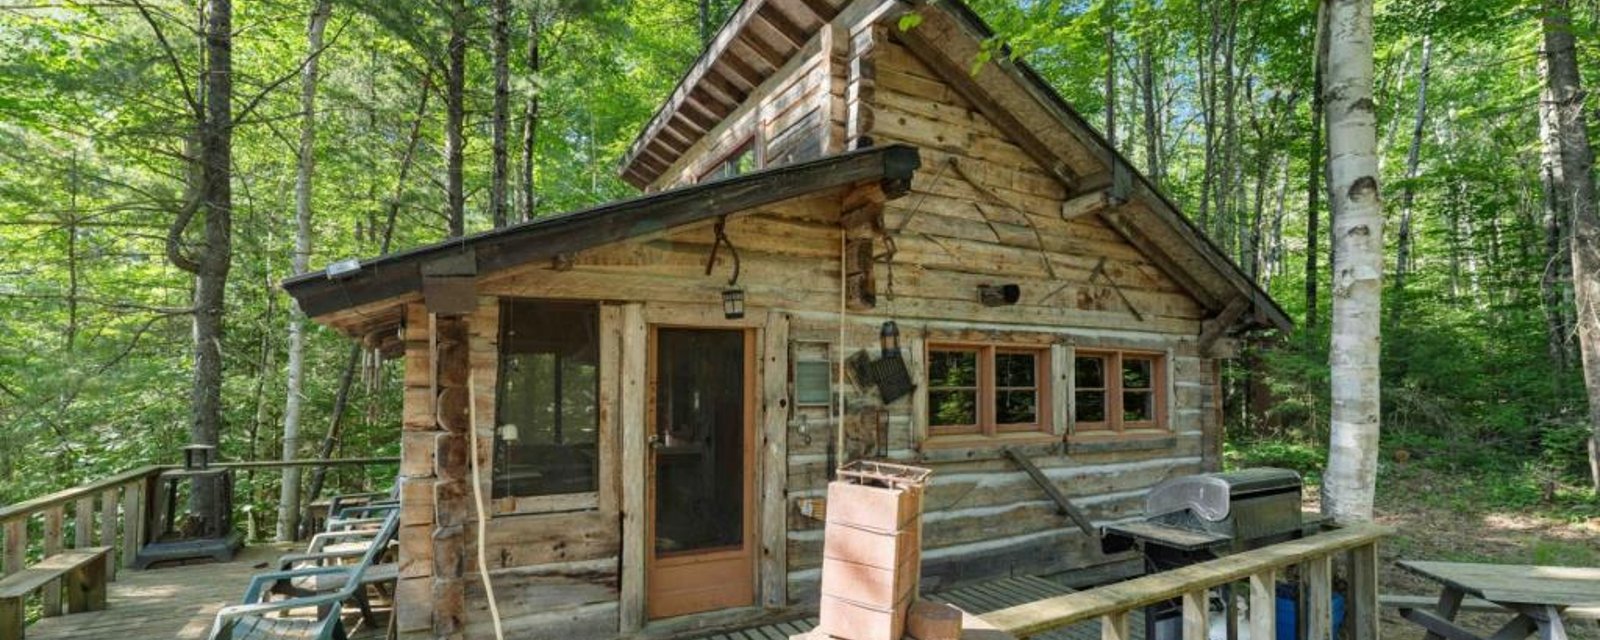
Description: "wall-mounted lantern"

(707, 217), (744, 319)
(722, 287), (746, 320)
(880, 320), (901, 358)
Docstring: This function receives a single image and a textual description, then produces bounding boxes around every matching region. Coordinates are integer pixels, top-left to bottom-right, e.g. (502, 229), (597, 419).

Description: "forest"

(1, 0), (1597, 539)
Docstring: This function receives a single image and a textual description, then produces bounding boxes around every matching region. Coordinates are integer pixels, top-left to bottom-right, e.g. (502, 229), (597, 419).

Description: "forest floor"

(1300, 463), (1600, 640)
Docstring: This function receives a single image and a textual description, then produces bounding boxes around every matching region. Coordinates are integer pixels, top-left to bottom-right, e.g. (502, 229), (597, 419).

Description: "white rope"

(467, 369), (506, 640)
(837, 226), (847, 465)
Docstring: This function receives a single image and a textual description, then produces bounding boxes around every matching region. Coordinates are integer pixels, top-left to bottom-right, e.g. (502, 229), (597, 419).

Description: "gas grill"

(1100, 468), (1314, 640)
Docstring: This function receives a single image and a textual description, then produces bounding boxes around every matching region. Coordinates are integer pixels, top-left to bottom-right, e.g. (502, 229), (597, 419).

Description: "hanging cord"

(467, 369), (506, 640)
(836, 225), (847, 468)
(705, 216), (741, 285)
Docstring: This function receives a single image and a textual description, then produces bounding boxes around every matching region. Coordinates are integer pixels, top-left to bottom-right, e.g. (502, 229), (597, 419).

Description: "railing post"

(1102, 610), (1131, 640)
(1348, 542), (1379, 640)
(42, 505), (64, 616)
(74, 497), (93, 549)
(1183, 589), (1209, 640)
(1249, 569), (1276, 640)
(1304, 555), (1333, 640)
(100, 488), (118, 580)
(2, 518), (22, 576)
(121, 481), (144, 569)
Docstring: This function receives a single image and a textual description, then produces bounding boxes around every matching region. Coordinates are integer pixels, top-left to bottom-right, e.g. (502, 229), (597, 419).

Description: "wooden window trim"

(1070, 349), (1169, 439)
(926, 341), (1051, 439)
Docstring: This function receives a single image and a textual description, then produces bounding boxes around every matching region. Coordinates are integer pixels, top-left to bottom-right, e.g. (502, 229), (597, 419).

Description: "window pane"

(654, 329), (745, 553)
(929, 389), (978, 427)
(1123, 357), (1154, 389)
(1075, 356), (1105, 388)
(1124, 391), (1154, 422)
(794, 361), (832, 405)
(996, 352), (1037, 387)
(494, 300), (600, 499)
(1075, 391), (1106, 423)
(929, 350), (978, 387)
(997, 389), (1037, 424)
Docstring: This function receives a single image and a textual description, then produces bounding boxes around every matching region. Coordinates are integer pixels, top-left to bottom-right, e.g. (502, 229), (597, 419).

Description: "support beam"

(1062, 189), (1115, 220)
(1198, 298), (1250, 356)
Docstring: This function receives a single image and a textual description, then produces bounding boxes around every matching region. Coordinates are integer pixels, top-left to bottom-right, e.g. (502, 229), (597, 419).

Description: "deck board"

(26, 543), (390, 640)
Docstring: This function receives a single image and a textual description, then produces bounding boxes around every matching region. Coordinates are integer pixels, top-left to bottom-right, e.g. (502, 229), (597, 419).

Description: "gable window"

(700, 141), (756, 182)
(927, 343), (1049, 437)
(493, 299), (600, 504)
(1073, 350), (1166, 436)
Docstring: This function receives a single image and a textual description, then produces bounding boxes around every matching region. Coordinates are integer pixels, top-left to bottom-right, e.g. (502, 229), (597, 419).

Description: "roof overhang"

(284, 144), (922, 340)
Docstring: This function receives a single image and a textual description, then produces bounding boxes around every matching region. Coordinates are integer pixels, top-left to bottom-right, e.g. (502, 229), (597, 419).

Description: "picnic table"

(1396, 560), (1600, 640)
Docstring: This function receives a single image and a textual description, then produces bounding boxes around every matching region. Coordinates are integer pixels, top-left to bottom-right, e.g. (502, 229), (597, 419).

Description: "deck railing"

(980, 523), (1393, 640)
(0, 457), (396, 620)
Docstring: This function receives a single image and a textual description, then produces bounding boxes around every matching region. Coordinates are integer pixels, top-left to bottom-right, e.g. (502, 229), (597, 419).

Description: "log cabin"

(282, 0), (1291, 637)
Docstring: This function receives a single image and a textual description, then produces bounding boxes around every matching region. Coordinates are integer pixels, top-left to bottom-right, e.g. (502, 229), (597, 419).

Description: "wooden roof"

(282, 144), (920, 342)
(617, 0), (848, 188)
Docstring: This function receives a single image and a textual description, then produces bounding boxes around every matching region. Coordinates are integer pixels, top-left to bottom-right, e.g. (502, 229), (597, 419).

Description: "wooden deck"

(26, 543), (390, 640)
(691, 575), (1145, 640)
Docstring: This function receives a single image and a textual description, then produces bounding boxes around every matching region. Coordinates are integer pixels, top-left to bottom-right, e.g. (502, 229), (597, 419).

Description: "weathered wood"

(1396, 561), (1600, 607)
(1350, 543), (1380, 640)
(599, 304), (624, 515)
(978, 524), (1391, 637)
(120, 482), (142, 570)
(1101, 611), (1130, 640)
(98, 489), (116, 581)
(1197, 299), (1249, 356)
(760, 310), (791, 608)
(42, 505), (63, 616)
(1000, 448), (1095, 537)
(2, 519), (22, 577)
(1248, 570), (1274, 640)
(1397, 608), (1487, 640)
(73, 498), (93, 550)
(1181, 590), (1207, 640)
(0, 466), (164, 525)
(1303, 554), (1333, 640)
(619, 302), (648, 633)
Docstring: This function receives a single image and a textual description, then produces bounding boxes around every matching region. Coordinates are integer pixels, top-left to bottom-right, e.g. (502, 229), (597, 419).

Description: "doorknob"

(648, 434), (663, 449)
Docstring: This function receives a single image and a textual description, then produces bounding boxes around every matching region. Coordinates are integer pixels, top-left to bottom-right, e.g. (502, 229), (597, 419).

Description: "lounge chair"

(207, 509), (400, 640)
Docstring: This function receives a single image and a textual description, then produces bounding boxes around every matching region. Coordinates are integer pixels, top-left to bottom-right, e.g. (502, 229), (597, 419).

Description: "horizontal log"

(0, 466), (165, 525)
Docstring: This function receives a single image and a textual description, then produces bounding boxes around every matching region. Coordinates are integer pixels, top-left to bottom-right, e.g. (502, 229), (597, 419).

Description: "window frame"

(491, 297), (604, 515)
(925, 341), (1051, 439)
(697, 138), (758, 183)
(1070, 349), (1169, 439)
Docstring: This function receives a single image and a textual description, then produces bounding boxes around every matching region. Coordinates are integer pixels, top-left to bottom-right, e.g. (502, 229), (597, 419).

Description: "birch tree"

(279, 0), (333, 542)
(1321, 0), (1383, 524)
(1540, 0), (1600, 491)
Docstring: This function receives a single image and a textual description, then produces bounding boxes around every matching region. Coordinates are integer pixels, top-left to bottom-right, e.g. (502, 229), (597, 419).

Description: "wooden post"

(66, 551), (107, 613)
(1348, 543), (1379, 640)
(100, 488), (117, 580)
(430, 315), (470, 637)
(1101, 611), (1131, 640)
(121, 481), (143, 569)
(74, 497), (93, 549)
(43, 505), (63, 616)
(2, 518), (22, 576)
(1248, 569), (1276, 640)
(759, 310), (790, 609)
(1183, 589), (1209, 640)
(1304, 555), (1333, 640)
(619, 303), (647, 633)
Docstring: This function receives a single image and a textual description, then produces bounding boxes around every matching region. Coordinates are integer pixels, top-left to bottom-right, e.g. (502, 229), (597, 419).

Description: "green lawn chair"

(207, 509), (399, 640)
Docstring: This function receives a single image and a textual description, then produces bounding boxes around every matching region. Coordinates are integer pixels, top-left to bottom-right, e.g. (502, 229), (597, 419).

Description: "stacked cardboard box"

(817, 462), (930, 640)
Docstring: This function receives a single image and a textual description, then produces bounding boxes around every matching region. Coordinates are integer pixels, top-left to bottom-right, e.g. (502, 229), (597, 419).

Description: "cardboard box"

(818, 591), (913, 640)
(907, 599), (963, 640)
(820, 555), (918, 608)
(823, 520), (919, 569)
(825, 480), (922, 534)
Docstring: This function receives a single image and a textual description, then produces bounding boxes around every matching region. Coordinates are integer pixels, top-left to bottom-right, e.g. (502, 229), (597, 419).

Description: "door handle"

(648, 434), (663, 449)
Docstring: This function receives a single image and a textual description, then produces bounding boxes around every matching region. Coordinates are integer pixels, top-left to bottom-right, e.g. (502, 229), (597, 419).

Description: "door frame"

(620, 303), (783, 632)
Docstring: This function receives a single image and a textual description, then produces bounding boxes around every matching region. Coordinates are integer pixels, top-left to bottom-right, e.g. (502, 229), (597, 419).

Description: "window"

(493, 299), (600, 502)
(1073, 350), (1166, 436)
(927, 344), (1049, 436)
(700, 141), (756, 182)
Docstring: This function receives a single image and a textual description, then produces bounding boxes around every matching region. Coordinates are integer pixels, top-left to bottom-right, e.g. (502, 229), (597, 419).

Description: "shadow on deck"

(26, 543), (391, 640)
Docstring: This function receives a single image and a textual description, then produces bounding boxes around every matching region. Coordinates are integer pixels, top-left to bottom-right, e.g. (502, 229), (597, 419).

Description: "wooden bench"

(1382, 594), (1600, 621)
(0, 547), (112, 639)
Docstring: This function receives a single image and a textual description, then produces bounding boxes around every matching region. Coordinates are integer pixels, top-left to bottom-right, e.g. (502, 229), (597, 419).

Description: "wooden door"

(645, 327), (756, 619)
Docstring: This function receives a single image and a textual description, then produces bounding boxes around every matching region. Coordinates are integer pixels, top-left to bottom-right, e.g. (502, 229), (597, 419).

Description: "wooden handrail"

(0, 466), (166, 525)
(210, 456), (397, 470)
(982, 523), (1393, 639)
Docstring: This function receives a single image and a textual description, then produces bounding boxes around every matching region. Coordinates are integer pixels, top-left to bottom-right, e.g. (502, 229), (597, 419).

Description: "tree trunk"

(445, 0), (467, 237)
(519, 7), (541, 223)
(490, 0), (510, 228)
(1305, 0), (1328, 327)
(1538, 53), (1574, 373)
(1103, 0), (1116, 149)
(1389, 36), (1431, 328)
(1540, 0), (1600, 491)
(1139, 38), (1162, 186)
(1322, 0), (1382, 524)
(278, 0), (332, 542)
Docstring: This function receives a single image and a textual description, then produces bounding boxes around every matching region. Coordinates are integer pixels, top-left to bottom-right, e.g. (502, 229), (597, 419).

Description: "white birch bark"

(1321, 0), (1383, 524)
(279, 0), (331, 542)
